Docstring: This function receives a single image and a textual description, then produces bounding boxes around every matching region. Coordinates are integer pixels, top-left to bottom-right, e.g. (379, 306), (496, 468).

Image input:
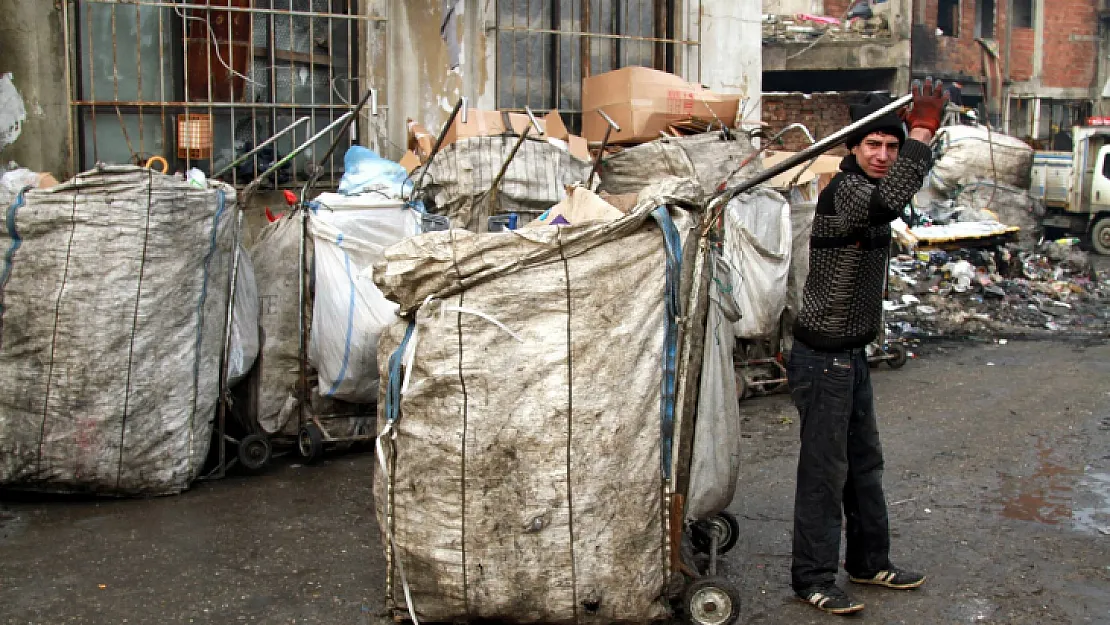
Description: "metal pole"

(586, 109), (621, 188)
(213, 116), (311, 178)
(413, 97), (466, 193)
(713, 93), (913, 203)
(253, 111), (354, 186)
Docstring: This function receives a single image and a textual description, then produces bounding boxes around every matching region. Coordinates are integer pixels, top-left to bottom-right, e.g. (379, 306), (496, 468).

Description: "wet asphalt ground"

(2, 339), (1109, 624)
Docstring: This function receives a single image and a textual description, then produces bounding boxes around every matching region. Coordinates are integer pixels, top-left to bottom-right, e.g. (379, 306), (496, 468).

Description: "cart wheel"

(297, 423), (325, 463)
(683, 576), (741, 625)
(691, 511), (740, 556)
(238, 433), (272, 473)
(734, 369), (750, 401)
(886, 343), (908, 369)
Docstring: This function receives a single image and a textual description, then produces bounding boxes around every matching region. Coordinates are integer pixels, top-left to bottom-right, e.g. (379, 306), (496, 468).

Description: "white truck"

(1030, 126), (1110, 254)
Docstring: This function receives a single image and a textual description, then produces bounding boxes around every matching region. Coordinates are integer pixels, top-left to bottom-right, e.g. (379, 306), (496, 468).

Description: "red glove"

(900, 77), (949, 133)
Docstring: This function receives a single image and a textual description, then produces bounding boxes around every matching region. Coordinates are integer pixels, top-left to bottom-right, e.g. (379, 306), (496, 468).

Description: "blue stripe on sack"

(651, 205), (682, 481)
(192, 190), (227, 414)
(385, 321), (417, 425)
(324, 234), (356, 397)
(0, 193), (26, 326)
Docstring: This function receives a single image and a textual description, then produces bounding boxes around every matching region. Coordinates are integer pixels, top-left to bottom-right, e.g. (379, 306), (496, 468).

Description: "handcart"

(204, 88), (383, 475)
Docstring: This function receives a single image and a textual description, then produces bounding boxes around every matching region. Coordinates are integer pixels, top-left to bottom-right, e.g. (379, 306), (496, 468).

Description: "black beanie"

(845, 93), (906, 149)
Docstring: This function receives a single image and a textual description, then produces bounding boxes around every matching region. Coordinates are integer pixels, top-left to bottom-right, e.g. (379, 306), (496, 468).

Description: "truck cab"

(1032, 125), (1110, 254)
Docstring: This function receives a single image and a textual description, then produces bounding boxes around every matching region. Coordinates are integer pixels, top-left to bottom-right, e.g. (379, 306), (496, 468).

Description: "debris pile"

(762, 13), (891, 43)
(884, 242), (1110, 339)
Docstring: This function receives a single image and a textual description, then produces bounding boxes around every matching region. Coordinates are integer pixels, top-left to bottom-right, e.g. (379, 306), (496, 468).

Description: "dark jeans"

(787, 340), (891, 593)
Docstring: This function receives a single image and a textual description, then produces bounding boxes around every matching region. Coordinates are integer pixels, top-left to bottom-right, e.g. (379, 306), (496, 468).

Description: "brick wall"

(824, 0), (853, 17)
(762, 92), (860, 154)
(1040, 0), (1098, 89)
(915, 0), (1098, 90)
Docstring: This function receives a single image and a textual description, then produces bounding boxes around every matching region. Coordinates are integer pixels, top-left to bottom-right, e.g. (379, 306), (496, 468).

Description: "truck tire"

(1091, 216), (1110, 256)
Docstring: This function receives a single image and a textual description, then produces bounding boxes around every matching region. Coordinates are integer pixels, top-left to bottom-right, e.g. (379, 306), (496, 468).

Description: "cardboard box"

(406, 119), (435, 160)
(542, 111), (592, 162)
(398, 150), (422, 174)
(581, 66), (742, 145)
(442, 109), (544, 147)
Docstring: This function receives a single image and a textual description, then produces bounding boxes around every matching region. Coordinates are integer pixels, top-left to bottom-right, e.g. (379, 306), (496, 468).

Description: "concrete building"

(912, 0), (1107, 147)
(759, 0), (1109, 149)
(0, 0), (762, 193)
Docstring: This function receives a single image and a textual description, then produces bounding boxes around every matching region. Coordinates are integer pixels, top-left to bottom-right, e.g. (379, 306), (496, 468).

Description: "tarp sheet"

(308, 196), (419, 402)
(0, 166), (235, 495)
(372, 178), (703, 623)
(722, 187), (793, 339)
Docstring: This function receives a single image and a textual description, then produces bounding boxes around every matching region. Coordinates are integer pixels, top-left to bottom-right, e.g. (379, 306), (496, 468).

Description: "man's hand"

(900, 77), (948, 136)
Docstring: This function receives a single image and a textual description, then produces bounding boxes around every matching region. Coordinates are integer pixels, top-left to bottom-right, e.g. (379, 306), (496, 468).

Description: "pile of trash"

(884, 241), (1110, 339)
(761, 12), (891, 43)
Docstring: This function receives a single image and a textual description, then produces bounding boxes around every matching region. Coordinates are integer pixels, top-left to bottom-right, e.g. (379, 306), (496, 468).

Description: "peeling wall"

(0, 0), (71, 176)
(702, 0), (763, 123)
(380, 0), (495, 159)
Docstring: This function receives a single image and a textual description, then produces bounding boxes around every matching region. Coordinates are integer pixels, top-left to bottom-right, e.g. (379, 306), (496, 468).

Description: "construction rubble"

(762, 12), (892, 43)
(885, 241), (1110, 339)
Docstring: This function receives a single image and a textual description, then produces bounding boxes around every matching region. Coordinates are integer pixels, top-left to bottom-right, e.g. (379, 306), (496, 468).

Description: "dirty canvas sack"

(955, 179), (1043, 247)
(722, 187), (793, 339)
(227, 245), (261, 386)
(249, 215), (305, 436)
(416, 135), (592, 231)
(598, 132), (758, 197)
(373, 179), (701, 624)
(685, 251), (742, 521)
(308, 204), (419, 402)
(928, 126), (1034, 194)
(0, 166), (235, 495)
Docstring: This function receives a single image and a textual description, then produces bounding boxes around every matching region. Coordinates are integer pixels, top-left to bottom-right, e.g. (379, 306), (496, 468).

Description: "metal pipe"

(213, 116), (311, 178)
(300, 87), (377, 203)
(253, 111), (353, 185)
(586, 109), (621, 188)
(488, 125), (534, 197)
(215, 208), (244, 480)
(81, 0), (385, 22)
(712, 93), (913, 203)
(413, 97), (466, 193)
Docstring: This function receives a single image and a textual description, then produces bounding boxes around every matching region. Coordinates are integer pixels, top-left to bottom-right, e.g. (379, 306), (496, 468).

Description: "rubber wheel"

(683, 576), (741, 625)
(691, 511), (740, 556)
(237, 433), (272, 473)
(734, 369), (750, 401)
(886, 343), (909, 369)
(1091, 216), (1110, 256)
(297, 423), (325, 464)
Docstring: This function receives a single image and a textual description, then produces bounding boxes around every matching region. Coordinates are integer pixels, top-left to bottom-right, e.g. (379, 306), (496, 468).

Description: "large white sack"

(723, 187), (793, 339)
(686, 251), (743, 521)
(0, 166), (235, 495)
(373, 178), (702, 624)
(249, 215), (304, 436)
(308, 197), (419, 402)
(928, 125), (1034, 194)
(227, 245), (260, 386)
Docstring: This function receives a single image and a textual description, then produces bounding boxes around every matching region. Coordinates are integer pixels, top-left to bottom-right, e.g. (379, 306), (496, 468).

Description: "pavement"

(2, 339), (1109, 624)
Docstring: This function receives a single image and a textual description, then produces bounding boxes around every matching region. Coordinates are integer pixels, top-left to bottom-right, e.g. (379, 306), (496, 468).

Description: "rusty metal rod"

(82, 0), (384, 21)
(586, 109), (621, 188)
(413, 97), (466, 194)
(712, 93), (913, 203)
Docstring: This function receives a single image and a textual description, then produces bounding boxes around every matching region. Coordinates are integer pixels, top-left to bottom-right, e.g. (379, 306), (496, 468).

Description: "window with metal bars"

(495, 0), (701, 133)
(69, 0), (375, 188)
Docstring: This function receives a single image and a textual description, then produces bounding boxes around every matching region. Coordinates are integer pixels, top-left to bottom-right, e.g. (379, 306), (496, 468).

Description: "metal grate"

(65, 0), (380, 188)
(495, 0), (702, 133)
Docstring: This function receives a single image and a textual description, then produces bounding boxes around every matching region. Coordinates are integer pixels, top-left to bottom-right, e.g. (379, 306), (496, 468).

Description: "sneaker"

(797, 585), (865, 615)
(848, 566), (926, 589)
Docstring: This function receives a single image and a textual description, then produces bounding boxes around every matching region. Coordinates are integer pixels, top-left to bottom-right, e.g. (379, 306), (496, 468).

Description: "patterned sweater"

(793, 140), (933, 351)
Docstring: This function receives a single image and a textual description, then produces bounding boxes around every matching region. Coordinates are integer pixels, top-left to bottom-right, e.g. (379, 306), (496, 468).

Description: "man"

(788, 79), (948, 615)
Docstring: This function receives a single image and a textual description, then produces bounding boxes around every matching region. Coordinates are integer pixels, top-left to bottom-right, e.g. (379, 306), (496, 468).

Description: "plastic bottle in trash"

(1055, 237), (1081, 246)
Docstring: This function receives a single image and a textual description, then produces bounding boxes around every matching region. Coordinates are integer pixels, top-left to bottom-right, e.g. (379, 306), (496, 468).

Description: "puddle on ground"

(995, 437), (1110, 534)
